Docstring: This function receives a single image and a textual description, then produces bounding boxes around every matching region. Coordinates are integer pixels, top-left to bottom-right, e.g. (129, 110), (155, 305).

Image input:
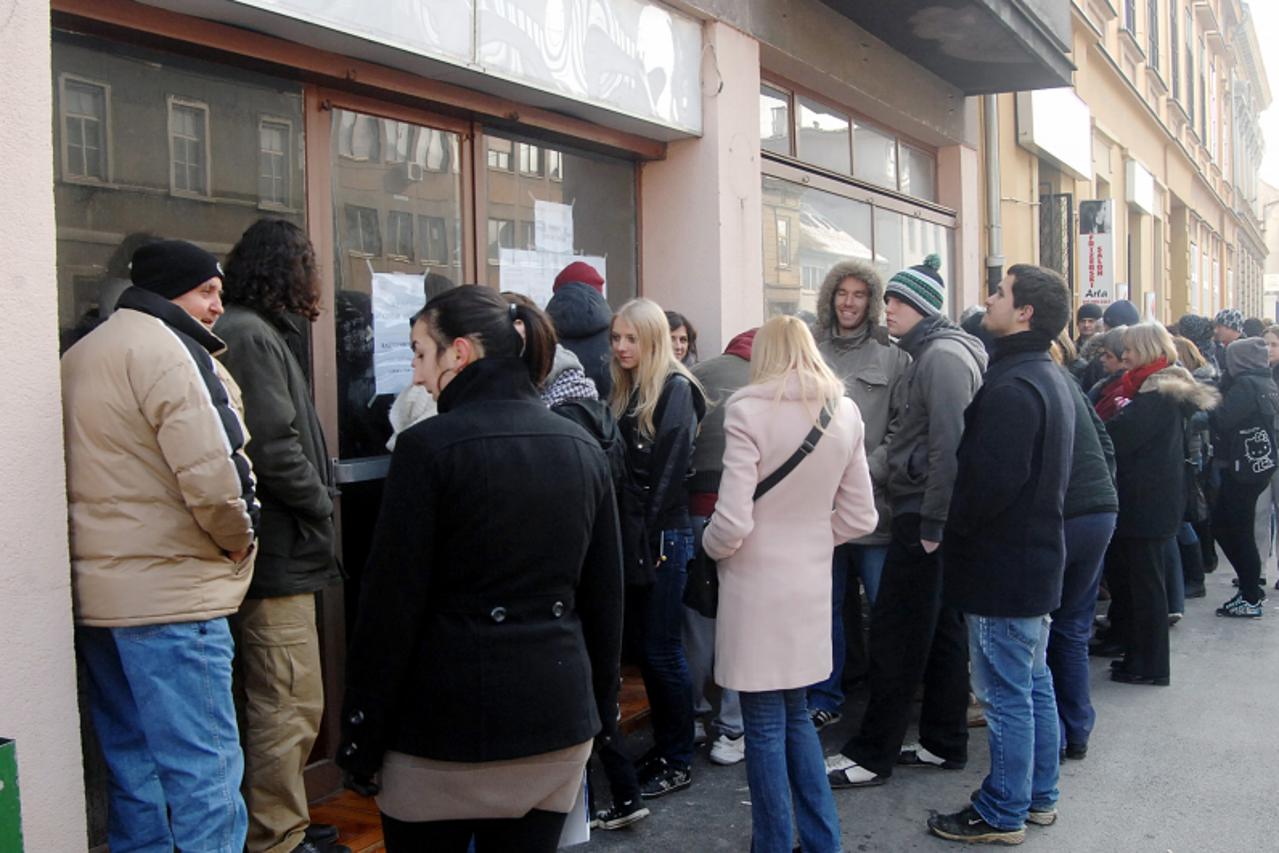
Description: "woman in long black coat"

(1105, 324), (1218, 686)
(337, 287), (623, 852)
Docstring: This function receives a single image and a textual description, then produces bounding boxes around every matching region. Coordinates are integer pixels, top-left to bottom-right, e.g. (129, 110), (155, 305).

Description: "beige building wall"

(990, 0), (1267, 324)
(0, 0), (89, 849)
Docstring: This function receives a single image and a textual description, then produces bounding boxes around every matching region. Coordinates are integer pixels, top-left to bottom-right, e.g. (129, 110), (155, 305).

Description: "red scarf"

(1118, 355), (1168, 400)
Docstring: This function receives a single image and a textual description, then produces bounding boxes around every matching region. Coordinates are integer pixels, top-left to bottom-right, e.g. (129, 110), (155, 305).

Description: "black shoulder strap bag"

(683, 407), (833, 619)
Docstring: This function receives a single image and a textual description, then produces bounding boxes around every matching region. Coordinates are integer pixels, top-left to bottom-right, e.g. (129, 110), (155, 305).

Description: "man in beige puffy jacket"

(62, 239), (260, 853)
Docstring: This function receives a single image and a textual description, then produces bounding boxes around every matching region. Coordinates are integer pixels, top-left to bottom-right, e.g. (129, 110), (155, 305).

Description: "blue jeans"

(685, 515), (742, 737)
(1047, 512), (1116, 749)
(78, 619), (247, 853)
(968, 615), (1059, 831)
(807, 544), (887, 714)
(739, 689), (841, 853)
(641, 527), (696, 767)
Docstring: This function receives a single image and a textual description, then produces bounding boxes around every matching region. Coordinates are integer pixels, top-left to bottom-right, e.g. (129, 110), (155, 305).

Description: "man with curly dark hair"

(217, 219), (346, 853)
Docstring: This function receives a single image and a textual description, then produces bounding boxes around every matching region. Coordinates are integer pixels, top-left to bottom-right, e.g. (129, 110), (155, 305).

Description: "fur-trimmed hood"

(1138, 364), (1221, 411)
(814, 258), (886, 342)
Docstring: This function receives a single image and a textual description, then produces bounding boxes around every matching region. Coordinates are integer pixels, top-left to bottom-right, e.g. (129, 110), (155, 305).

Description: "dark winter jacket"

(619, 373), (706, 580)
(813, 260), (911, 545)
(1062, 370), (1118, 519)
(216, 305), (339, 598)
(885, 315), (988, 542)
(337, 357), (623, 770)
(1106, 365), (1220, 539)
(1210, 366), (1279, 480)
(546, 282), (613, 399)
(943, 335), (1075, 617)
(688, 330), (756, 496)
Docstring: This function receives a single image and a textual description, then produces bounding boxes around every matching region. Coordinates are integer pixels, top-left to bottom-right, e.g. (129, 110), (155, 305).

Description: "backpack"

(1227, 387), (1279, 484)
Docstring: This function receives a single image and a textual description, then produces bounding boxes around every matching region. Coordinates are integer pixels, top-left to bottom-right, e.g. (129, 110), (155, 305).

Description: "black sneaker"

(928, 806), (1025, 845)
(592, 799), (651, 830)
(638, 758), (692, 799)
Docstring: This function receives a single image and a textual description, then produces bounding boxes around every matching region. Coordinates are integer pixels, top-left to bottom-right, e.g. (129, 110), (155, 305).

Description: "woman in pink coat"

(703, 315), (878, 853)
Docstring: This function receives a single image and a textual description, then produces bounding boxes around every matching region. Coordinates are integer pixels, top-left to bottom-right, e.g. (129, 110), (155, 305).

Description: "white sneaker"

(693, 719), (708, 746)
(709, 734), (745, 765)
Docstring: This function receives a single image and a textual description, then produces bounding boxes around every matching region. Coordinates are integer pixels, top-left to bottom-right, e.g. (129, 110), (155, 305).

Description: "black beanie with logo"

(129, 240), (223, 299)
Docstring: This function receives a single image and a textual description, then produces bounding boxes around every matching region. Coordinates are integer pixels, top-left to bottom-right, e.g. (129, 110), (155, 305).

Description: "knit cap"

(553, 261), (605, 294)
(885, 254), (945, 318)
(130, 240), (223, 299)
(1215, 308), (1244, 333)
(1077, 303), (1103, 321)
(1102, 299), (1139, 329)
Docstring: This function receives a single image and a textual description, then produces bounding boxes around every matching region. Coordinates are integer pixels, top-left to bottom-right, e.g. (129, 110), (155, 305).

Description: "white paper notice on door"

(372, 271), (425, 396)
(499, 249), (607, 308)
(534, 199), (574, 254)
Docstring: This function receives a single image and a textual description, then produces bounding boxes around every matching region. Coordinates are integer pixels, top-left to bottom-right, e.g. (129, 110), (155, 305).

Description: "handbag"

(683, 407), (832, 619)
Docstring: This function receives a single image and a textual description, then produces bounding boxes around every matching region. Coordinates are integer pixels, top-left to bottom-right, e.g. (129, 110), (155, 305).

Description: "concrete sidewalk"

(574, 566), (1276, 852)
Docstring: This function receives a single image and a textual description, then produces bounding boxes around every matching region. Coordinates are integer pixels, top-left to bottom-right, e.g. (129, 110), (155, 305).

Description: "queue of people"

(61, 223), (1277, 853)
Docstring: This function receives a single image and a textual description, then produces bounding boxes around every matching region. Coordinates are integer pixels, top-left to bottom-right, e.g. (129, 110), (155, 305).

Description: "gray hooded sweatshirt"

(813, 259), (912, 545)
(885, 314), (988, 543)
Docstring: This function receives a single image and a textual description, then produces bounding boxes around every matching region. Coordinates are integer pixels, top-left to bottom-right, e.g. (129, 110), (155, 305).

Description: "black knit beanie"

(130, 240), (223, 299)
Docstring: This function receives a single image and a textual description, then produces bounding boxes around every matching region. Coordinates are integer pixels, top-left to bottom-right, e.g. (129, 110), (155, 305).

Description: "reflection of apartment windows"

(487, 218), (515, 262)
(387, 211), (414, 260)
(547, 150), (563, 181)
(518, 143), (543, 176)
(338, 111), (381, 160)
(169, 97), (210, 196)
(776, 216), (791, 268)
(424, 129), (450, 172)
(801, 266), (822, 294)
(418, 216), (449, 264)
(60, 76), (109, 182)
(487, 138), (513, 171)
(384, 121), (414, 163)
(258, 118), (291, 208)
(519, 220), (536, 250)
(345, 205), (381, 256)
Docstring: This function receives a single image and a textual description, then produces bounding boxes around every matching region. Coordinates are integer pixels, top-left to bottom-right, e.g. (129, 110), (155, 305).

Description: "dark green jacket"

(1062, 368), (1118, 519)
(216, 305), (339, 597)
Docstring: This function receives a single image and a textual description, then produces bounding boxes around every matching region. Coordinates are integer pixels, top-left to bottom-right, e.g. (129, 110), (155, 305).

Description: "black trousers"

(1108, 536), (1170, 681)
(381, 809), (567, 853)
(839, 514), (969, 777)
(1213, 474), (1269, 603)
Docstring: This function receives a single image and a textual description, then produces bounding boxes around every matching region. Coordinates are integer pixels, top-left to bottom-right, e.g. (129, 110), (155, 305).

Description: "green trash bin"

(0, 738), (22, 853)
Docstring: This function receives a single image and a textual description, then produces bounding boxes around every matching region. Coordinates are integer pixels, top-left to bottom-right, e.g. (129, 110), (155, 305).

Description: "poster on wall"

(1078, 199), (1115, 306)
(371, 271), (427, 395)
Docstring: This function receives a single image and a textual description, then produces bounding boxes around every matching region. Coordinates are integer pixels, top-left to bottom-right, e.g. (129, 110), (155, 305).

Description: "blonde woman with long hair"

(606, 298), (706, 803)
(702, 315), (878, 853)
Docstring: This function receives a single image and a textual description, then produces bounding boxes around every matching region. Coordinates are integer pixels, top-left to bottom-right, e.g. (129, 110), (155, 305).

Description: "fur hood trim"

(815, 258), (883, 338)
(1139, 364), (1221, 410)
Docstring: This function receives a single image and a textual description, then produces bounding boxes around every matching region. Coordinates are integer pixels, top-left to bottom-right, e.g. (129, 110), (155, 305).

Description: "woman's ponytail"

(504, 294), (557, 386)
(419, 286), (558, 386)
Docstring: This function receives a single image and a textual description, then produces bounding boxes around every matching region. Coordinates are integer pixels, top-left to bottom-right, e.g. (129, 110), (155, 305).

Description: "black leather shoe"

(1089, 640), (1125, 658)
(1063, 742), (1087, 760)
(1110, 669), (1169, 686)
(305, 825), (340, 845)
(1185, 584), (1207, 599)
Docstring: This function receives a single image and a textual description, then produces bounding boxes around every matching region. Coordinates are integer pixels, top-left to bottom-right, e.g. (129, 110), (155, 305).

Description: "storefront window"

(52, 32), (306, 352)
(331, 108), (464, 459)
(760, 83), (791, 156)
(853, 121), (896, 191)
(481, 132), (637, 310)
(797, 97), (851, 175)
(762, 173), (953, 321)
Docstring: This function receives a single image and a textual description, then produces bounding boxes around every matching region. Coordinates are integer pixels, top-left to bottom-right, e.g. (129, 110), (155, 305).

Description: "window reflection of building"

(52, 33), (306, 342)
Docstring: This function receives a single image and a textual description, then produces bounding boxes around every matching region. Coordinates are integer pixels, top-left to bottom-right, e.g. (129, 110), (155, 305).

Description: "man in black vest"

(927, 265), (1076, 845)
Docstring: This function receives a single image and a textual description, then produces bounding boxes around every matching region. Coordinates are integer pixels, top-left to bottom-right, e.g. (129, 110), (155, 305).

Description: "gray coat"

(216, 305), (339, 598)
(885, 315), (988, 543)
(813, 260), (911, 544)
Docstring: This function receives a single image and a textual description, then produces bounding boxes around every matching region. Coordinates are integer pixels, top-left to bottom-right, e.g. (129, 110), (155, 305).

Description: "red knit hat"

(553, 261), (605, 294)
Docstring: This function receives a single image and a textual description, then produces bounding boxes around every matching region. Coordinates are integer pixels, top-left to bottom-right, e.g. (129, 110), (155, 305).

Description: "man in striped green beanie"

(884, 253), (946, 318)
